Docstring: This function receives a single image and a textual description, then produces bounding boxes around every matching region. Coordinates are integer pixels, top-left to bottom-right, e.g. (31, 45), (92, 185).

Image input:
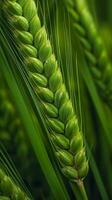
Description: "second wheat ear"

(3, 0), (88, 185)
(0, 168), (30, 199)
(64, 0), (112, 106)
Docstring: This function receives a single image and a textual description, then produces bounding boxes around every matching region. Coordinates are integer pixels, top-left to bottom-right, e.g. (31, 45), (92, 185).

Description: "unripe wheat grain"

(2, 0), (88, 182)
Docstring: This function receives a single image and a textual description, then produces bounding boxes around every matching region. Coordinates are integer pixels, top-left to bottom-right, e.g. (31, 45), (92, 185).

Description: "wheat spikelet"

(0, 168), (30, 199)
(2, 0), (88, 182)
(64, 0), (112, 106)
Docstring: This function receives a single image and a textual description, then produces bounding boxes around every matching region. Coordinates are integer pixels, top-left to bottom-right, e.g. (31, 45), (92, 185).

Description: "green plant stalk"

(77, 181), (88, 200)
(63, 0), (112, 106)
(2, 0), (88, 197)
(71, 181), (88, 200)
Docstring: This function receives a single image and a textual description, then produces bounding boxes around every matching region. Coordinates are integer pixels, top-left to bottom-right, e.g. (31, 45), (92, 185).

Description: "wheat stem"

(71, 180), (88, 200)
(77, 180), (88, 200)
(2, 0), (88, 186)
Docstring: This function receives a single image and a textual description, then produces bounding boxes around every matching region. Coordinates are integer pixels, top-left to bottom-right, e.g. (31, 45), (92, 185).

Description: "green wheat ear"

(2, 0), (88, 182)
(0, 168), (30, 200)
(63, 0), (112, 106)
